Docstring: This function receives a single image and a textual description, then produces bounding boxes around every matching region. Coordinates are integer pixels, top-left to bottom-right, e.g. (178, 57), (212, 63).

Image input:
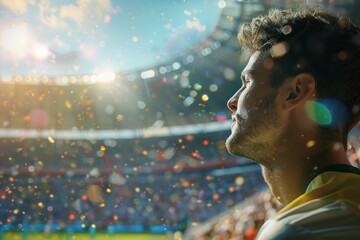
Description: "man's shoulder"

(257, 200), (360, 239)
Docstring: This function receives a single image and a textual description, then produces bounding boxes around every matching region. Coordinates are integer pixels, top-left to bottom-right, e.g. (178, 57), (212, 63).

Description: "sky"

(0, 0), (221, 77)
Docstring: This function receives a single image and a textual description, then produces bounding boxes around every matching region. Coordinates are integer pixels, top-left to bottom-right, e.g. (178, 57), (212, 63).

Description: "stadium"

(0, 0), (359, 239)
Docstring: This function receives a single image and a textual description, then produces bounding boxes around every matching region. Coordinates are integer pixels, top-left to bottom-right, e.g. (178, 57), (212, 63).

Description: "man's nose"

(227, 94), (238, 112)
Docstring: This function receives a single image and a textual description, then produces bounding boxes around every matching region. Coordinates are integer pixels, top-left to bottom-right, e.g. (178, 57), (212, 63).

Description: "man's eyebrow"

(240, 70), (255, 80)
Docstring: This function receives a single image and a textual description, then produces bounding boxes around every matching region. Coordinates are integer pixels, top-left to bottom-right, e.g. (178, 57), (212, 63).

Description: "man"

(226, 7), (360, 239)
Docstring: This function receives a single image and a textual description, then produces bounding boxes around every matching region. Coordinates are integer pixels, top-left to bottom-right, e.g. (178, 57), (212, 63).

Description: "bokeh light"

(0, 24), (29, 57)
(201, 94), (209, 102)
(305, 100), (332, 125)
(29, 108), (50, 128)
(269, 41), (289, 58)
(305, 99), (349, 128)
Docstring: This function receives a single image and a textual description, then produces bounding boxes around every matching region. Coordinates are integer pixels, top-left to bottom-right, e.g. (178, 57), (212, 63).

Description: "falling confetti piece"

(116, 114), (124, 121)
(48, 136), (55, 143)
(306, 140), (316, 148)
(65, 100), (72, 109)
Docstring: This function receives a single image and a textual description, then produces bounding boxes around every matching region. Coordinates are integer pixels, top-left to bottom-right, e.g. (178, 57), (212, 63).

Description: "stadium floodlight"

(97, 71), (116, 83)
(218, 0), (227, 9)
(140, 69), (155, 79)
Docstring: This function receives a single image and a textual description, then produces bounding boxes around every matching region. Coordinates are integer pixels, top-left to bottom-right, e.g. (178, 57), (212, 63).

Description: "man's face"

(225, 51), (282, 163)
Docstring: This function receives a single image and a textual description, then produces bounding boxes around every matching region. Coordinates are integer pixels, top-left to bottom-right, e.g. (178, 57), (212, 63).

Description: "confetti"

(48, 136), (55, 143)
(306, 140), (316, 148)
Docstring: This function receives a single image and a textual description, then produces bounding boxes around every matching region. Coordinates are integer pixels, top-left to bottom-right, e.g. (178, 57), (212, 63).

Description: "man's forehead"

(242, 51), (266, 74)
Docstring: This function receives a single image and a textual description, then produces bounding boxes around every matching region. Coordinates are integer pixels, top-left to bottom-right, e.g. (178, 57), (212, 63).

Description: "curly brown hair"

(238, 7), (360, 136)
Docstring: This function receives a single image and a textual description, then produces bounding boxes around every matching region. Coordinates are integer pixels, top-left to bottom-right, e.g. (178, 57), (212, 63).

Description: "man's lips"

(232, 116), (236, 123)
(231, 115), (237, 127)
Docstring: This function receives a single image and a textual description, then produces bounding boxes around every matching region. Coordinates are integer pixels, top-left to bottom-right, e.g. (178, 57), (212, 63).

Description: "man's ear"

(281, 73), (316, 111)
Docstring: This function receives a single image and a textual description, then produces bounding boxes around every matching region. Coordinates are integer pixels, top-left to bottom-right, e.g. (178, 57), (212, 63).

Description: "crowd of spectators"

(0, 132), (233, 171)
(0, 159), (266, 234)
(185, 190), (281, 240)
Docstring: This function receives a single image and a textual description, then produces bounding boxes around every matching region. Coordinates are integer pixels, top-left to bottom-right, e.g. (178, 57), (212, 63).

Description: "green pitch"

(3, 232), (173, 240)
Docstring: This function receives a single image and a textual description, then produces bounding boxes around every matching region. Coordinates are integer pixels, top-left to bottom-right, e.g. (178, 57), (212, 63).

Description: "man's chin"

(226, 135), (255, 160)
(225, 137), (242, 157)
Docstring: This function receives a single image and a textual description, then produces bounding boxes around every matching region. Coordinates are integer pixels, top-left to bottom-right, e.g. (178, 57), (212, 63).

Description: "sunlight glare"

(1, 24), (29, 57)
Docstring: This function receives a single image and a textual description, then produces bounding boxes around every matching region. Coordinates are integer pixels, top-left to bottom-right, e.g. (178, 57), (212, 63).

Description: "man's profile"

(226, 7), (360, 239)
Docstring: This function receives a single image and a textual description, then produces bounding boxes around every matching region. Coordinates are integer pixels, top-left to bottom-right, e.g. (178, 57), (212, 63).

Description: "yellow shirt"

(257, 164), (360, 239)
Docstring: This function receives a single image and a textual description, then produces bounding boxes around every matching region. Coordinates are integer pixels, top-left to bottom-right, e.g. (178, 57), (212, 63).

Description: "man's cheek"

(237, 96), (250, 119)
(238, 107), (249, 120)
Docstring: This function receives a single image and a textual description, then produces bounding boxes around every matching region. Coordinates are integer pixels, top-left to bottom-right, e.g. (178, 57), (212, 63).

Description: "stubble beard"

(225, 94), (280, 164)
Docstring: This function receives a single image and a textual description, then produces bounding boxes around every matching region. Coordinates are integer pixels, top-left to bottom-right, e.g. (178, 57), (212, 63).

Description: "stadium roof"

(0, 0), (358, 133)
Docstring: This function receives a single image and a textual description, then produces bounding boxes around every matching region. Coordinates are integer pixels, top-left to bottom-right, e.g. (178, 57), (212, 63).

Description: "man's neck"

(262, 140), (351, 206)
